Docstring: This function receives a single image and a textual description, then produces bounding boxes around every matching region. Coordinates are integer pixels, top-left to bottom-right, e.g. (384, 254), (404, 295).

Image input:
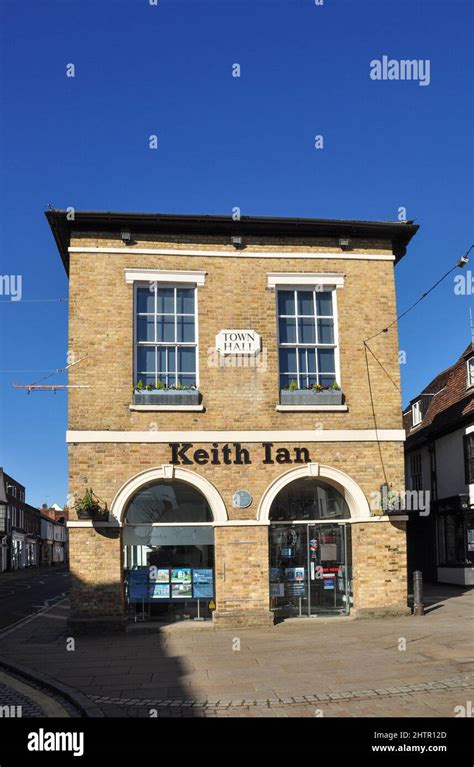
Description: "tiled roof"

(404, 342), (474, 446)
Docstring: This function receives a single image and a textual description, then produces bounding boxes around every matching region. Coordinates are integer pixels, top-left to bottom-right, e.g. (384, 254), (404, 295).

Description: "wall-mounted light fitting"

(339, 237), (351, 251)
(231, 236), (244, 250)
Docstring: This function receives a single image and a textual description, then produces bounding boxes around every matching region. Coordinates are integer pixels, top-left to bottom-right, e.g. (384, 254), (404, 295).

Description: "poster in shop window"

(149, 567), (170, 584)
(171, 568), (192, 598)
(285, 567), (305, 596)
(192, 569), (214, 599)
(149, 582), (170, 599)
(127, 568), (149, 602)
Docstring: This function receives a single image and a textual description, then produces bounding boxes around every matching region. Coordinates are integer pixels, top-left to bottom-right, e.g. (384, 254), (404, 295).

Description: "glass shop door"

(308, 523), (349, 615)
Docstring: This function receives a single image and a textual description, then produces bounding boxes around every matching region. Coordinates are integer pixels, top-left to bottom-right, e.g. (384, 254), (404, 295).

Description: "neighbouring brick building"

(0, 469), (41, 571)
(47, 210), (418, 631)
(404, 342), (474, 586)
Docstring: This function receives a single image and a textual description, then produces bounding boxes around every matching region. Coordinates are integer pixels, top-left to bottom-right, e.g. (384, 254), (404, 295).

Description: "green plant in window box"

(132, 380), (200, 405)
(280, 380), (343, 405)
(74, 489), (109, 521)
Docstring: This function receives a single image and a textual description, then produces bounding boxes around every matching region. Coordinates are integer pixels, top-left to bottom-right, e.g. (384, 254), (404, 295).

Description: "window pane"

(278, 290), (295, 315)
(317, 318), (334, 344)
(298, 318), (316, 344)
(177, 316), (195, 342)
(137, 347), (156, 373)
(137, 316), (155, 342)
(279, 317), (296, 344)
(279, 347), (297, 373)
(168, 347), (176, 373)
(157, 316), (175, 342)
(178, 347), (196, 373)
(136, 287), (155, 314)
(157, 287), (174, 314)
(316, 291), (333, 316)
(177, 288), (194, 314)
(178, 374), (196, 387)
(298, 348), (317, 373)
(320, 374), (336, 388)
(157, 373), (174, 387)
(297, 291), (314, 316)
(318, 348), (335, 372)
(157, 346), (176, 373)
(137, 374), (156, 387)
(280, 374), (294, 389)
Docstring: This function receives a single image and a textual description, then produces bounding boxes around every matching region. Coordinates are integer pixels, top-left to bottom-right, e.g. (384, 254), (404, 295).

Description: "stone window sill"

(129, 404), (205, 412)
(275, 404), (348, 412)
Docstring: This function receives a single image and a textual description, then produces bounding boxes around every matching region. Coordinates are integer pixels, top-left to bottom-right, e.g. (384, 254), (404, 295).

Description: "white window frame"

(134, 282), (200, 389)
(467, 357), (474, 388)
(411, 400), (423, 427)
(275, 286), (341, 391)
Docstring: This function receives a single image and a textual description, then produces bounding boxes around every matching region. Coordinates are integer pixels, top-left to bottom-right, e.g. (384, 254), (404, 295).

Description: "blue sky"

(0, 0), (472, 507)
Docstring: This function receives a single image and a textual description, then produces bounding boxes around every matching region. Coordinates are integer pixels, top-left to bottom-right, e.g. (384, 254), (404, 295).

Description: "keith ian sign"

(215, 329), (261, 355)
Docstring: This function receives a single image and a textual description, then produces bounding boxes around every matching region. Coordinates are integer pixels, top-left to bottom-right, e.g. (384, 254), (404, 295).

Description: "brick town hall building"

(47, 210), (418, 631)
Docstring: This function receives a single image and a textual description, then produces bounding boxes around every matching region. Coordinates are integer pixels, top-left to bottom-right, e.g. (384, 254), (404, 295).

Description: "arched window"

(269, 478), (350, 521)
(124, 480), (213, 525)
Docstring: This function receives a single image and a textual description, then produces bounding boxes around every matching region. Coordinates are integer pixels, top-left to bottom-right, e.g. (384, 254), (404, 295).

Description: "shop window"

(123, 480), (215, 623)
(277, 289), (338, 389)
(437, 512), (474, 566)
(464, 433), (474, 484)
(135, 284), (197, 388)
(269, 478), (350, 521)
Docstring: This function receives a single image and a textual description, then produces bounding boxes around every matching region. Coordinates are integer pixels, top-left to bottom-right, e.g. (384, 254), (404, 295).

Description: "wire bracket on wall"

(13, 384), (90, 394)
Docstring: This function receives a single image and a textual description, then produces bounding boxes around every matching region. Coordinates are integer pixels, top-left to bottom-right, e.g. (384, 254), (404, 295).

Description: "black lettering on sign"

(168, 442), (312, 465)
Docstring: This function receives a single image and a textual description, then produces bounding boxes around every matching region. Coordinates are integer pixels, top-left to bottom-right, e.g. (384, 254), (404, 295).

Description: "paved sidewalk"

(0, 668), (79, 717)
(0, 584), (472, 717)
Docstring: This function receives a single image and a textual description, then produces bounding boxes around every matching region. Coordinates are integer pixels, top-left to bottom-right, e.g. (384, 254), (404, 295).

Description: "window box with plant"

(74, 489), (109, 521)
(133, 379), (200, 406)
(280, 380), (343, 406)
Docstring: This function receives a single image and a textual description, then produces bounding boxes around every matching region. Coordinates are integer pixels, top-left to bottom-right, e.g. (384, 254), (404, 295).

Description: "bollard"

(413, 570), (424, 616)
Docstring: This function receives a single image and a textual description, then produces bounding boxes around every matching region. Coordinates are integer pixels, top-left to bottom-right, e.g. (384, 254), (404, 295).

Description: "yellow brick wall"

(67, 234), (402, 432)
(68, 441), (405, 523)
(352, 522), (408, 614)
(213, 525), (273, 626)
(69, 527), (124, 619)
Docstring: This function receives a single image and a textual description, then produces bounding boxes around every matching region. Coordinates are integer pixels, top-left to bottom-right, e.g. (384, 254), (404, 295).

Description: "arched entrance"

(116, 468), (226, 623)
(260, 465), (364, 619)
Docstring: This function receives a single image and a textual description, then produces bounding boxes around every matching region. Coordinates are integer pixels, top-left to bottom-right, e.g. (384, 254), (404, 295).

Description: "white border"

(66, 429), (406, 443)
(257, 463), (371, 522)
(70, 246), (395, 262)
(110, 465), (228, 525)
(129, 404), (204, 412)
(267, 273), (345, 288)
(125, 268), (206, 285)
(275, 405), (348, 411)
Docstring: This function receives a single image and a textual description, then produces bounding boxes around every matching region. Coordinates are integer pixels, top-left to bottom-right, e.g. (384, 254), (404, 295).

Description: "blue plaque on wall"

(232, 490), (252, 509)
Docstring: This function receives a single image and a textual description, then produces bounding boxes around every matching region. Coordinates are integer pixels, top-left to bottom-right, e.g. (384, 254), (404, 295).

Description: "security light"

(231, 236), (244, 249)
(339, 237), (351, 250)
(121, 229), (132, 243)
